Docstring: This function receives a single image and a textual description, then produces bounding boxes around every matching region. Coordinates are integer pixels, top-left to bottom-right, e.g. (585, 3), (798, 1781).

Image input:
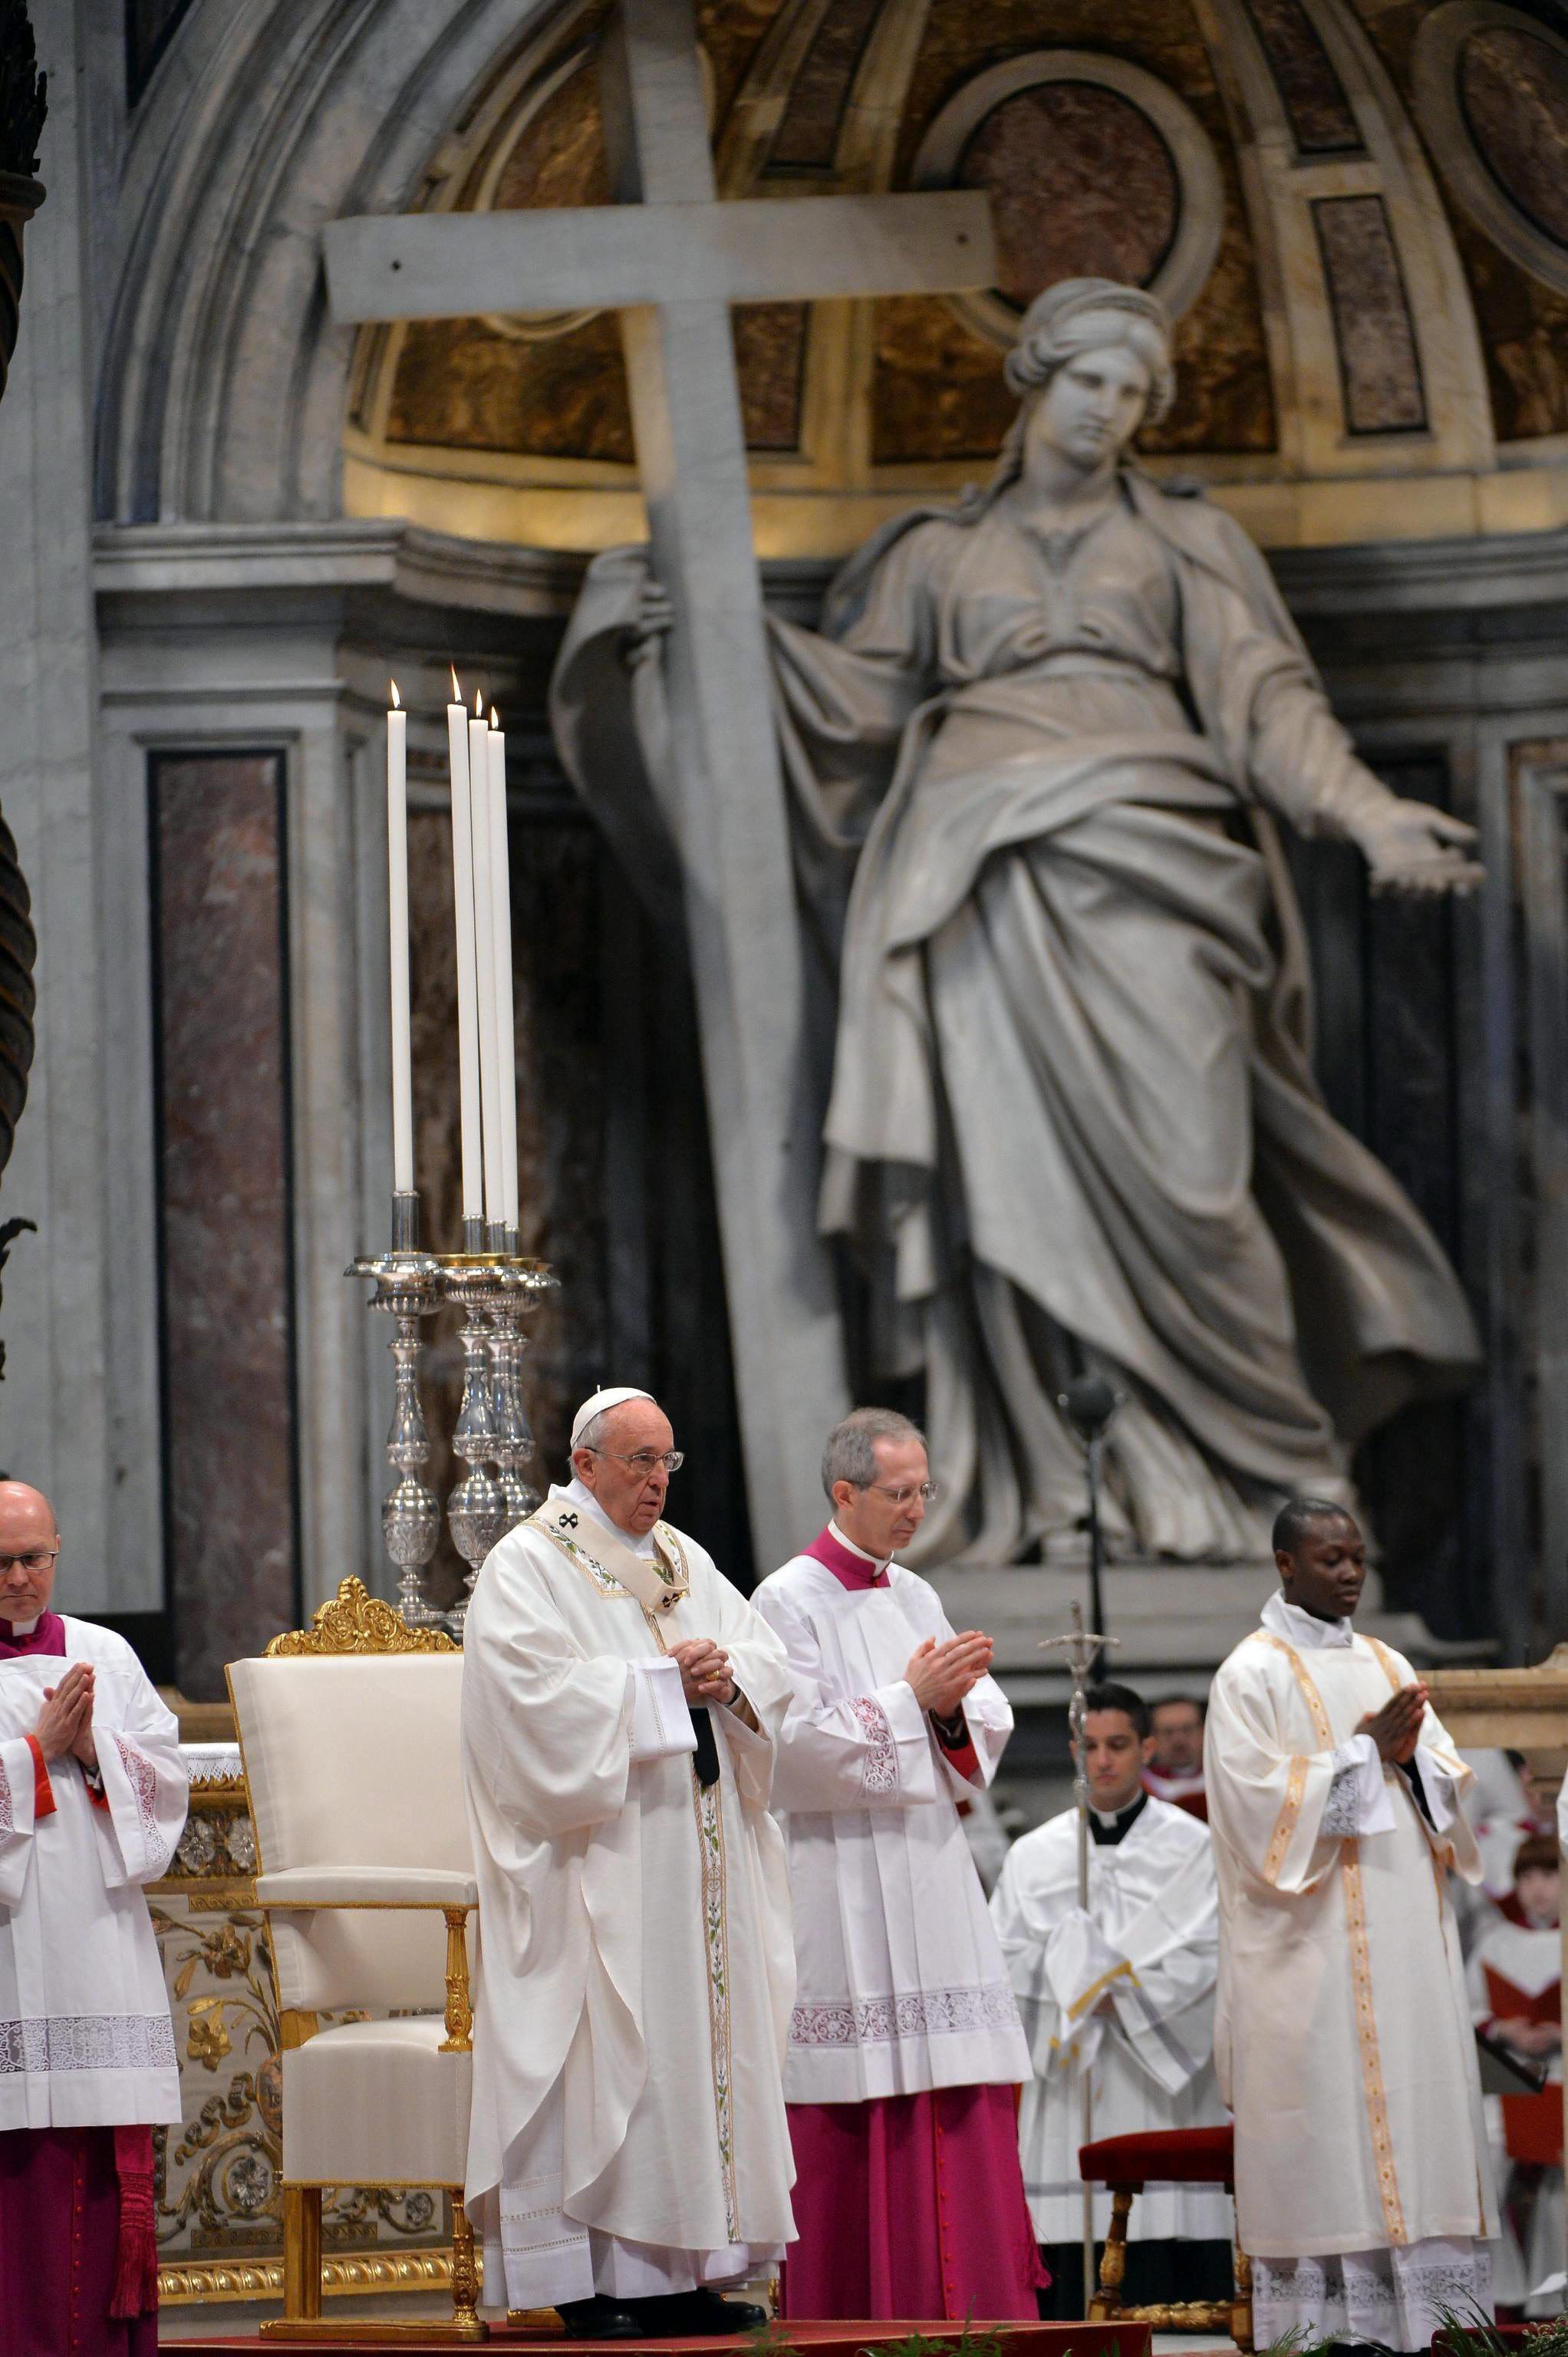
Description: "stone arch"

(95, 0), (555, 526)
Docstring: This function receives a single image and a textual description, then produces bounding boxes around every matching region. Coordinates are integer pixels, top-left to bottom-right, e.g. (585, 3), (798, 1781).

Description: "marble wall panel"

(1242, 0), (1363, 153)
(1460, 25), (1568, 249)
(1351, 0), (1568, 440)
(878, 0), (1277, 460)
(1313, 193), (1427, 433)
(150, 754), (297, 1699)
(766, 0), (884, 172)
(956, 83), (1179, 311)
(1282, 755), (1477, 1639)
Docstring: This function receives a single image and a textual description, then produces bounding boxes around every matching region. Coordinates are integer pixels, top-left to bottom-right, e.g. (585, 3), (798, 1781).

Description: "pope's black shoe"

(626, 2289), (771, 2336)
(554, 2293), (645, 2339)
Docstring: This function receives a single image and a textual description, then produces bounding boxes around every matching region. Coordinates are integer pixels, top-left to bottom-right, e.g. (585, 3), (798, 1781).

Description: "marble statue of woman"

(554, 278), (1481, 1567)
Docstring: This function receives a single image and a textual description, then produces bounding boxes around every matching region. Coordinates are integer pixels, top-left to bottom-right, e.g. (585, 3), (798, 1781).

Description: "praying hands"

(669, 1636), (736, 1708)
(1357, 1680), (1428, 1765)
(904, 1630), (993, 1719)
(34, 1658), (97, 1769)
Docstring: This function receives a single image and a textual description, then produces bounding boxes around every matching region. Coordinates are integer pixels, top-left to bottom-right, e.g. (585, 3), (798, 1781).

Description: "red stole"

(803, 1525), (891, 1590)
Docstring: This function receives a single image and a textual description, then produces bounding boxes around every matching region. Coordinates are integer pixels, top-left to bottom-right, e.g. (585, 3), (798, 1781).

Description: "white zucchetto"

(569, 1386), (656, 1448)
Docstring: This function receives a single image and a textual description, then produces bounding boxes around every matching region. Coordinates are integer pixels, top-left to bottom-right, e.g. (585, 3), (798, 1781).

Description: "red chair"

(1078, 2125), (1252, 2351)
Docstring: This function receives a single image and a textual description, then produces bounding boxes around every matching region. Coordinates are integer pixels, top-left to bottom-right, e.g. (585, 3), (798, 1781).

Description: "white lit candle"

(446, 670), (484, 1231)
(469, 691), (504, 1233)
(487, 711), (519, 1236)
(386, 684), (413, 1198)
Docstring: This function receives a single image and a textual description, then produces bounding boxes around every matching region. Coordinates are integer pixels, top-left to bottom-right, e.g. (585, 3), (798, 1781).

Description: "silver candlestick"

(348, 1216), (444, 1628)
(438, 1258), (510, 1640)
(488, 1262), (558, 1530)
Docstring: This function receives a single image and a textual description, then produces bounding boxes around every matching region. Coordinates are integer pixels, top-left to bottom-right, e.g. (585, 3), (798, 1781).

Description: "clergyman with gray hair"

(750, 1409), (1043, 2322)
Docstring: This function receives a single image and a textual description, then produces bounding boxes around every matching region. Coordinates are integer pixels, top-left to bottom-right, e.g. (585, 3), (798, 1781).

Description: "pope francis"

(461, 1387), (798, 2339)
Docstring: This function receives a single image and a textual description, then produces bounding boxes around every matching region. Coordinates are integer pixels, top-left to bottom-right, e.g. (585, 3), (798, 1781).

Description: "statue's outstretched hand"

(1356, 801), (1483, 898)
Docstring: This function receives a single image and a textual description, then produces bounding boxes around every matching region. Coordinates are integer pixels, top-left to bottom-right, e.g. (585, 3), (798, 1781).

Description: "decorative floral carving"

(265, 1575), (458, 1656)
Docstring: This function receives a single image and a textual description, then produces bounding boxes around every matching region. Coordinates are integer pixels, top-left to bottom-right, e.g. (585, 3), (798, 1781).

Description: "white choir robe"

(1207, 1592), (1496, 2351)
(990, 1795), (1231, 2246)
(1468, 1910), (1563, 2315)
(0, 1620), (187, 2131)
(751, 1548), (1030, 2101)
(462, 1482), (799, 2314)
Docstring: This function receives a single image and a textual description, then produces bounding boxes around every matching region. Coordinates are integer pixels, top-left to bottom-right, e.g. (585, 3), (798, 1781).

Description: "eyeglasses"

(865, 1482), (940, 1508)
(581, 1449), (685, 1476)
(0, 1545), (59, 1574)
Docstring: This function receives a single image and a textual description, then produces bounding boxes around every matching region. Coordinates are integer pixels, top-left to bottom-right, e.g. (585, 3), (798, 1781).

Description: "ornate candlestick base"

(489, 1262), (558, 1531)
(348, 1246), (444, 1627)
(438, 1258), (510, 1640)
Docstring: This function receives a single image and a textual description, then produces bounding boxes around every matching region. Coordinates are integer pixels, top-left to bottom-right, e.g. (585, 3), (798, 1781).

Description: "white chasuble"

(1207, 1595), (1494, 2345)
(751, 1553), (1029, 2102)
(0, 1620), (187, 2129)
(990, 1796), (1230, 2245)
(461, 1484), (798, 2309)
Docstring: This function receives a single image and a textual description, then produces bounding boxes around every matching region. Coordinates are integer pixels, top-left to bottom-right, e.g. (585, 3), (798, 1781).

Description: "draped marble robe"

(752, 1527), (1041, 2321)
(461, 1480), (798, 2314)
(991, 1792), (1230, 2253)
(552, 473), (1480, 1565)
(0, 1612), (187, 2357)
(1206, 1593), (1494, 2350)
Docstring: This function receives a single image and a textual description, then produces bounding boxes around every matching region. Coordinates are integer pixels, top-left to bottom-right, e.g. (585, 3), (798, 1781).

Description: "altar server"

(0, 1480), (188, 2357)
(462, 1389), (798, 2341)
(993, 1682), (1231, 2316)
(1469, 1833), (1562, 2316)
(1207, 1498), (1494, 2353)
(753, 1408), (1042, 2322)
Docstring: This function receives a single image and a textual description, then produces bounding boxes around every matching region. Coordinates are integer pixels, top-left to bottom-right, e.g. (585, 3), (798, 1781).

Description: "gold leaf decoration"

(265, 1576), (457, 1657)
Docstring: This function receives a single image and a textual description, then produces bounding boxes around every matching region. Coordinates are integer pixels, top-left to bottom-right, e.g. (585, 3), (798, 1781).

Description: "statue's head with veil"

(990, 275), (1177, 488)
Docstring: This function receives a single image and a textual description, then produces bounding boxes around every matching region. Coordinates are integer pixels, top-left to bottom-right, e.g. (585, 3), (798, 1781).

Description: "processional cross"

(1040, 1606), (1122, 2307)
(322, 0), (996, 1567)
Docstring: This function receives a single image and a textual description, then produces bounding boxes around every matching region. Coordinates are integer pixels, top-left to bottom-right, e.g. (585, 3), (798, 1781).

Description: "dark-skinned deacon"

(1205, 1498), (1495, 2352)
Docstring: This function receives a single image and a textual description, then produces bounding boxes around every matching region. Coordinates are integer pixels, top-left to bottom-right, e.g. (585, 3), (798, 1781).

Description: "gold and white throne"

(228, 1579), (484, 2342)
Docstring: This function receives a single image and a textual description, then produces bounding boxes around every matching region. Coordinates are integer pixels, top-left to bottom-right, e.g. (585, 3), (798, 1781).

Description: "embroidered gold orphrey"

(535, 1515), (687, 1605)
(638, 1524), (740, 2243)
(1251, 1631), (1409, 2247)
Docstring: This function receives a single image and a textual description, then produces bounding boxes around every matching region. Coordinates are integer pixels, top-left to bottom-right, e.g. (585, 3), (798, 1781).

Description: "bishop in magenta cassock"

(0, 1480), (188, 2356)
(753, 1409), (1043, 2322)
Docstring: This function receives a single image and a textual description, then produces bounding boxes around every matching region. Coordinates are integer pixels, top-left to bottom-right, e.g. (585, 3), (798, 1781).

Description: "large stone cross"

(324, 0), (995, 1566)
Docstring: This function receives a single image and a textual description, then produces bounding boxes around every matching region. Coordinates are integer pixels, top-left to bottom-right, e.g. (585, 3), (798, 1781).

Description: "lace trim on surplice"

(790, 1980), (1021, 2049)
(0, 2014), (177, 2074)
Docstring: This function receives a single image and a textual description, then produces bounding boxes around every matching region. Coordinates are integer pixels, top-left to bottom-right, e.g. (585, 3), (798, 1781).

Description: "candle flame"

(450, 664), (461, 703)
(390, 680), (400, 709)
(490, 707), (500, 730)
(474, 686), (484, 717)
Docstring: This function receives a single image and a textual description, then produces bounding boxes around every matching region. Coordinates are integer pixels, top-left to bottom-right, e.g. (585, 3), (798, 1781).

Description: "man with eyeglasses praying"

(460, 1387), (799, 2340)
(0, 1479), (187, 2355)
(752, 1408), (1043, 2322)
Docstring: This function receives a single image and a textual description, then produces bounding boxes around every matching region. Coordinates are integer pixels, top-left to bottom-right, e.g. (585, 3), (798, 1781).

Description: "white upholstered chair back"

(229, 1653), (470, 2015)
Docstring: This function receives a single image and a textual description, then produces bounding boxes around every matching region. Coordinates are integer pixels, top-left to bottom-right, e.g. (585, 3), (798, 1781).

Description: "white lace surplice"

(751, 1554), (1029, 2102)
(991, 1796), (1232, 2245)
(0, 1617), (188, 2128)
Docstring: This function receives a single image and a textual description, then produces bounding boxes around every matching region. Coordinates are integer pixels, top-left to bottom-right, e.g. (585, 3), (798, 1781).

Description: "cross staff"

(1042, 1606), (1122, 2312)
(321, 0), (996, 1567)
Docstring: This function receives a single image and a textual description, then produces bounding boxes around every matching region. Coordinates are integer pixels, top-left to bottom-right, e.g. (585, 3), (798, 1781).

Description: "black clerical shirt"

(1089, 1791), (1149, 1846)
